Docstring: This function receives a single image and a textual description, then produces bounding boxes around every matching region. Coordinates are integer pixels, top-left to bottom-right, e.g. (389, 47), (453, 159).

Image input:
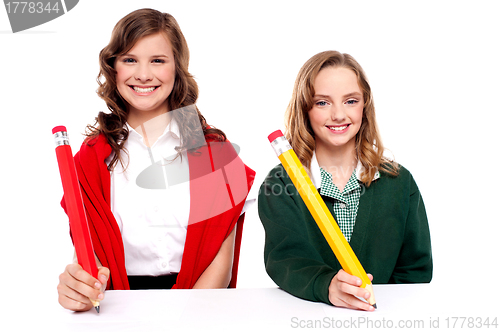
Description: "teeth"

(327, 125), (348, 131)
(133, 86), (156, 93)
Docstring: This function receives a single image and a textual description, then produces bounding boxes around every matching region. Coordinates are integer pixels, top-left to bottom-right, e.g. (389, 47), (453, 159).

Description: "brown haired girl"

(258, 51), (431, 311)
(57, 8), (255, 312)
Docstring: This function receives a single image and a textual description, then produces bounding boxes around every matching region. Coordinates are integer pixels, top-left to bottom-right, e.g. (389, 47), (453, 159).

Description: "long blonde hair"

(285, 51), (398, 186)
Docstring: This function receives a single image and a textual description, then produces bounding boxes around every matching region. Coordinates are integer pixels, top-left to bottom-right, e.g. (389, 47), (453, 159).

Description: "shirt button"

(339, 203), (346, 209)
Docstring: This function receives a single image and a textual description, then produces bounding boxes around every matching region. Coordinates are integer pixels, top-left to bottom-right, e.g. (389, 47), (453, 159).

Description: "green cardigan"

(258, 164), (432, 305)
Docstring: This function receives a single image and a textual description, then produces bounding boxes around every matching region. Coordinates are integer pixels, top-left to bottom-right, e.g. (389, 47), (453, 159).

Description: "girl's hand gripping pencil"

(53, 126), (101, 313)
(268, 130), (376, 308)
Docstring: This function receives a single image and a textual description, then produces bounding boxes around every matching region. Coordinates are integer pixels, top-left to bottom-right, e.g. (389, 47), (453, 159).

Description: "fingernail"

(98, 293), (104, 300)
(95, 282), (102, 289)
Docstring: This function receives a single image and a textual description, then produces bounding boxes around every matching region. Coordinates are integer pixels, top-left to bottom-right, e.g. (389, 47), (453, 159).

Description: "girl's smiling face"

(115, 33), (176, 120)
(308, 66), (364, 153)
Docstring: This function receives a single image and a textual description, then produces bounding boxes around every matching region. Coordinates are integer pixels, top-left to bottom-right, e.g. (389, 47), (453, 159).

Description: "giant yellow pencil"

(268, 130), (376, 308)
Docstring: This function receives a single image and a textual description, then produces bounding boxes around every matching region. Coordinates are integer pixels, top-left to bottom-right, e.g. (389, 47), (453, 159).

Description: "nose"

(330, 105), (346, 122)
(134, 63), (153, 82)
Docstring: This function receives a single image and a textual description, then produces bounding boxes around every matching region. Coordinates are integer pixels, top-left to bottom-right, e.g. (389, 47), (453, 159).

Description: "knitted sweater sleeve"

(258, 165), (336, 304)
(389, 172), (433, 283)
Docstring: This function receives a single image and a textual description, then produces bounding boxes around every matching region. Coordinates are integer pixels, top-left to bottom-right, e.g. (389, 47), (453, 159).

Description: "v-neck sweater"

(258, 163), (432, 305)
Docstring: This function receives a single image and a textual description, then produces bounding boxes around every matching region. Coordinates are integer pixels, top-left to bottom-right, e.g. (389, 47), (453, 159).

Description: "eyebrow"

(343, 92), (363, 98)
(314, 92), (362, 99)
(118, 53), (169, 58)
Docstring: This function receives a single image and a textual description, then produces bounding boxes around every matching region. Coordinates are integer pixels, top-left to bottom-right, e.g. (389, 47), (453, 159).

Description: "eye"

(345, 99), (358, 105)
(315, 100), (329, 107)
(152, 59), (166, 64)
(122, 58), (136, 63)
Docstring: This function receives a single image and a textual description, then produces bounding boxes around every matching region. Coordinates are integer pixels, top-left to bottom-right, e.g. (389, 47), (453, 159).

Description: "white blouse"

(106, 120), (253, 276)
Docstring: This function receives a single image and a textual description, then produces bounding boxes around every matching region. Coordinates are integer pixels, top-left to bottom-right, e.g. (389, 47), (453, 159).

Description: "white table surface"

(37, 283), (499, 332)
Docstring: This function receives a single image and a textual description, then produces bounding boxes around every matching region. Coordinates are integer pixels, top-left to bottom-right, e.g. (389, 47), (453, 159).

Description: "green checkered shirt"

(319, 168), (361, 242)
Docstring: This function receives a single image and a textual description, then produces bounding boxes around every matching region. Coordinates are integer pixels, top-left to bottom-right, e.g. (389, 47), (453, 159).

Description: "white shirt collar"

(309, 151), (380, 190)
(310, 151), (323, 190)
(126, 117), (181, 145)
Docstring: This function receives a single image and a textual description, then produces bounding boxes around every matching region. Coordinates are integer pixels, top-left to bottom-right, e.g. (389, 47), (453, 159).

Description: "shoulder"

(259, 164), (284, 193)
(377, 163), (420, 195)
(204, 125), (227, 143)
(76, 133), (112, 162)
(259, 164), (300, 199)
(262, 164), (289, 184)
(379, 163), (411, 180)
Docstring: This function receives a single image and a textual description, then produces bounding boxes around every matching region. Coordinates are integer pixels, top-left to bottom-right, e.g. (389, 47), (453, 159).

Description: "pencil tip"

(372, 303), (377, 309)
(95, 306), (100, 313)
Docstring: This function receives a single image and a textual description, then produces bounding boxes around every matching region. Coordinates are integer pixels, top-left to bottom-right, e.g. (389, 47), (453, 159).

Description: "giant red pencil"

(53, 126), (100, 313)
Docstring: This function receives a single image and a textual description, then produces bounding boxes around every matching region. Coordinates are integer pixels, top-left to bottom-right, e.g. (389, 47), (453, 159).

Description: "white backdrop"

(1, 0), (499, 327)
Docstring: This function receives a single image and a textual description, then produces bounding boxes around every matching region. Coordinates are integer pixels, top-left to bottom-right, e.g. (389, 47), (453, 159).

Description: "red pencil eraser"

(268, 130), (284, 143)
(52, 126), (67, 134)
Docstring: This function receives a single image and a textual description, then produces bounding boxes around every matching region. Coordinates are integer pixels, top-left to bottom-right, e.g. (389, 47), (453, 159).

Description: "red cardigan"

(62, 133), (255, 290)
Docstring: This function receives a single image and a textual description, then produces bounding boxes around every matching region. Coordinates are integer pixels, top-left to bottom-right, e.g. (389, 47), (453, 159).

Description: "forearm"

(262, 204), (338, 303)
(266, 252), (336, 304)
(193, 227), (236, 289)
(259, 167), (337, 304)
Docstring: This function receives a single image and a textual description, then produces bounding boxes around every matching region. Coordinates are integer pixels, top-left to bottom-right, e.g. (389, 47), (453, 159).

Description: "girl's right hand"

(57, 264), (109, 312)
(328, 269), (375, 311)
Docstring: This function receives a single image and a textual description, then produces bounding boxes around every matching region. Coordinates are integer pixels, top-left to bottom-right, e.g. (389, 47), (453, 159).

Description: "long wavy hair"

(86, 8), (225, 170)
(285, 51), (398, 186)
